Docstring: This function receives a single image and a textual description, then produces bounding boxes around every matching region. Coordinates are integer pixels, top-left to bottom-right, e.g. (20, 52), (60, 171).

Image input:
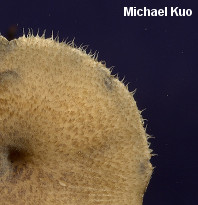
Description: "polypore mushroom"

(0, 33), (153, 205)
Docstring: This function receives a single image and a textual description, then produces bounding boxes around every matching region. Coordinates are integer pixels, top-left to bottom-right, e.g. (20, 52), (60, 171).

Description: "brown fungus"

(0, 33), (153, 205)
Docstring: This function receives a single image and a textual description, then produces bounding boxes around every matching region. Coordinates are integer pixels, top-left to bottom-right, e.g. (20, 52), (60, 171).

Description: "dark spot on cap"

(7, 146), (27, 164)
(104, 76), (113, 90)
(139, 162), (147, 175)
(0, 70), (19, 83)
(0, 70), (20, 92)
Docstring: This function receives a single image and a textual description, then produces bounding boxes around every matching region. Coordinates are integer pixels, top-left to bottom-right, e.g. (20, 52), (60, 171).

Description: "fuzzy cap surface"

(0, 34), (153, 205)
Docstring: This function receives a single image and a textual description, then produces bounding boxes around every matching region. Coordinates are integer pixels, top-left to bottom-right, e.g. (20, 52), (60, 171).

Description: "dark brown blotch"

(7, 146), (28, 164)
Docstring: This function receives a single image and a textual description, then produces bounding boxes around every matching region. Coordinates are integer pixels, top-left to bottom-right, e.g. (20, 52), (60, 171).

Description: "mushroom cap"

(0, 34), (153, 205)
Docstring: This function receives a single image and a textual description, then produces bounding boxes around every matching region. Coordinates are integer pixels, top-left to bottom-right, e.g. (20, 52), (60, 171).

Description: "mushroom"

(0, 33), (153, 205)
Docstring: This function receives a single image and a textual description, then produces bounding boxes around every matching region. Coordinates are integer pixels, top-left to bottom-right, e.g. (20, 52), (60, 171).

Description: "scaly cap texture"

(0, 33), (153, 205)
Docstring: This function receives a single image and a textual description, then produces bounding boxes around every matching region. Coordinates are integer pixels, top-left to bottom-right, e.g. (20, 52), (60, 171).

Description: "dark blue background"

(0, 0), (197, 204)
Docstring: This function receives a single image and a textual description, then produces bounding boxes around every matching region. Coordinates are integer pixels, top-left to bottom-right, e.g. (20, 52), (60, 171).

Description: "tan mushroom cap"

(0, 34), (153, 205)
